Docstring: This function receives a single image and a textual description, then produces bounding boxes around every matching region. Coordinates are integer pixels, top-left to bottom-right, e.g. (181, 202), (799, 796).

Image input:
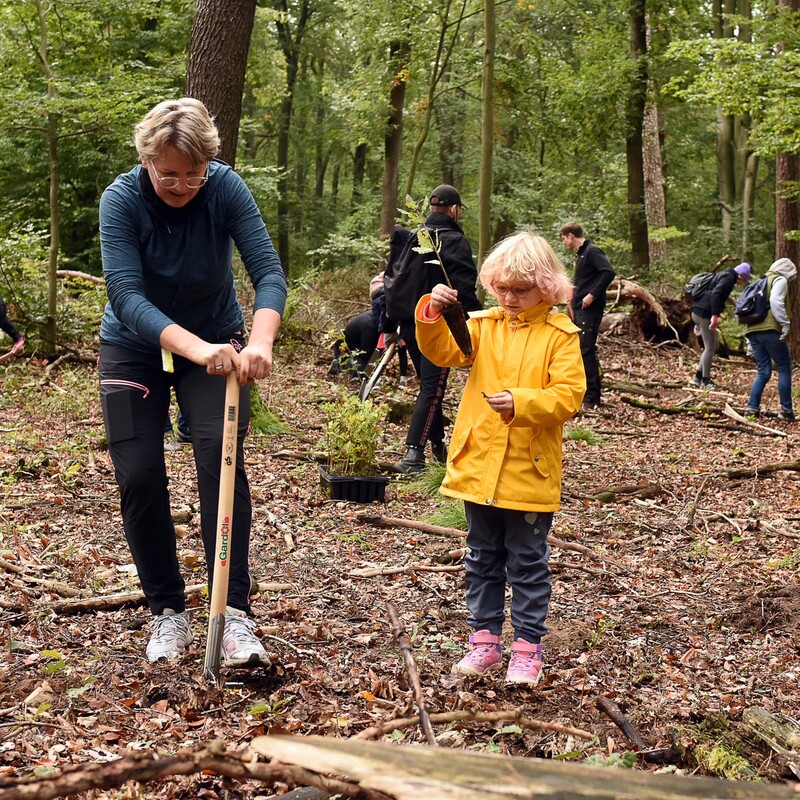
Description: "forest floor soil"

(1, 330), (799, 797)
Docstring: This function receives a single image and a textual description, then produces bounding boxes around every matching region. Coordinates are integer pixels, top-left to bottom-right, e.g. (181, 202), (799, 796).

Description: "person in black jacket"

(0, 295), (24, 355)
(689, 262), (751, 388)
(560, 223), (615, 409)
(388, 185), (482, 473)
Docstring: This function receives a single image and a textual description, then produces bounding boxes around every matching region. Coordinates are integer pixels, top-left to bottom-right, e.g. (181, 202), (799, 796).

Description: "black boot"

(393, 446), (426, 474)
(430, 441), (448, 464)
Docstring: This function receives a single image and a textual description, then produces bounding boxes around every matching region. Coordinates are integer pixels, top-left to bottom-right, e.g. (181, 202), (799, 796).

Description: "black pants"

(400, 320), (448, 448)
(573, 307), (603, 405)
(99, 342), (252, 616)
(0, 298), (21, 344)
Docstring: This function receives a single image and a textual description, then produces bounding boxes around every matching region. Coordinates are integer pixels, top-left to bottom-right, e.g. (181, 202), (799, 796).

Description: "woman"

(744, 258), (796, 421)
(689, 262), (751, 388)
(99, 98), (287, 664)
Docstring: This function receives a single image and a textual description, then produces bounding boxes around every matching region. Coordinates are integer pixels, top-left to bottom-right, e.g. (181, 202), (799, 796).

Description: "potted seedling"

(319, 394), (389, 503)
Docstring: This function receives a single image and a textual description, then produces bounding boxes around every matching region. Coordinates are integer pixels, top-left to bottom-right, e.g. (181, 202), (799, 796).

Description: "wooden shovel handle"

(208, 371), (240, 616)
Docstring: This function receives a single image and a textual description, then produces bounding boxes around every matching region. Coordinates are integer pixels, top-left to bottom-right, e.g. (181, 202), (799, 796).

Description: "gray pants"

(692, 311), (717, 379)
(464, 502), (553, 643)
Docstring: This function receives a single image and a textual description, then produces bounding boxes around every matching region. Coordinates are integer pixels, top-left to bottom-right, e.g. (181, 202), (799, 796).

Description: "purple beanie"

(734, 262), (752, 281)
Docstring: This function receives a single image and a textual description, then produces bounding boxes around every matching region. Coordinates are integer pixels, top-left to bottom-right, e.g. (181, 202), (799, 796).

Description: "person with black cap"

(387, 184), (482, 473)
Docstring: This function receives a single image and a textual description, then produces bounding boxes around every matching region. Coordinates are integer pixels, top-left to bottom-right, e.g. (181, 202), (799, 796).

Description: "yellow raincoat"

(415, 295), (585, 512)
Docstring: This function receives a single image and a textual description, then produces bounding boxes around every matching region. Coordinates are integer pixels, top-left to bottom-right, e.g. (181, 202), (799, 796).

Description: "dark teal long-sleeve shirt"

(99, 159), (286, 352)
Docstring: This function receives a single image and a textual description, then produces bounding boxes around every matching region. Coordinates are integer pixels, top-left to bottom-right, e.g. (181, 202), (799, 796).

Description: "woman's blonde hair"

(134, 98), (221, 164)
(479, 231), (571, 305)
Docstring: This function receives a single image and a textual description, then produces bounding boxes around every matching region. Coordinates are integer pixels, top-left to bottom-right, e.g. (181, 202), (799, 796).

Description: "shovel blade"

(203, 612), (226, 685)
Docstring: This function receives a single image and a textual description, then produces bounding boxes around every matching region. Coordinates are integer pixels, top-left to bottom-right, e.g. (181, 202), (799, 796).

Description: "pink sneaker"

(451, 630), (503, 676)
(505, 639), (543, 685)
(10, 338), (24, 355)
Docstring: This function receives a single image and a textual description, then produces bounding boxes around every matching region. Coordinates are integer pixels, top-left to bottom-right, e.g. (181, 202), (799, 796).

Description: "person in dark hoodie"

(688, 262), (752, 388)
(559, 222), (615, 409)
(387, 185), (482, 473)
(98, 98), (287, 665)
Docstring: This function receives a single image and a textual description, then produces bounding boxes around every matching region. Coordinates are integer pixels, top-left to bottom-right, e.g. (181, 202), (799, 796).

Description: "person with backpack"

(383, 185), (482, 474)
(414, 232), (585, 684)
(688, 261), (752, 388)
(743, 257), (797, 421)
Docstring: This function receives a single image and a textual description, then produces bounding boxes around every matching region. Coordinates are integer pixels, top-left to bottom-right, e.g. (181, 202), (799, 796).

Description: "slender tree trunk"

(478, 0), (495, 266)
(35, 0), (59, 350)
(185, 0), (257, 168)
(642, 18), (667, 264)
(379, 40), (410, 238)
(626, 0), (649, 272)
(741, 152), (759, 262)
(404, 0), (466, 198)
(712, 0), (736, 243)
(352, 142), (367, 213)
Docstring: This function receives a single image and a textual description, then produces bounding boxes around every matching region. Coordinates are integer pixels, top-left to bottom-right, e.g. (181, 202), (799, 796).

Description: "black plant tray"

(318, 465), (389, 503)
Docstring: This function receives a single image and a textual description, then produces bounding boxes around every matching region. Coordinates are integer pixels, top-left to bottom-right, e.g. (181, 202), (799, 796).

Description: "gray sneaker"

(146, 609), (193, 662)
(222, 607), (271, 668)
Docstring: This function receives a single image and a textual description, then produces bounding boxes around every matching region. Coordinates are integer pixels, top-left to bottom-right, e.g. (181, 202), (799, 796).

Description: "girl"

(415, 231), (585, 685)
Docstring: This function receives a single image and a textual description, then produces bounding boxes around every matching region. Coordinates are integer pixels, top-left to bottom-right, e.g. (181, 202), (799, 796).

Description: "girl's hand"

(238, 339), (274, 383)
(429, 283), (458, 313)
(196, 342), (241, 377)
(482, 390), (514, 422)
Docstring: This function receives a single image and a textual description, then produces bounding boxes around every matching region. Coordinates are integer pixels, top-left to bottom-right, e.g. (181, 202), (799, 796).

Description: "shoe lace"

(150, 613), (186, 644)
(224, 613), (258, 643)
(467, 643), (500, 667)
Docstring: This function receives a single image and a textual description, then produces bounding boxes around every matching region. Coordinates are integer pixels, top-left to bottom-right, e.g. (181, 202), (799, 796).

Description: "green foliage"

(424, 501), (466, 531)
(322, 393), (382, 476)
(564, 426), (603, 446)
(583, 751), (637, 769)
(406, 462), (446, 494)
(250, 386), (289, 436)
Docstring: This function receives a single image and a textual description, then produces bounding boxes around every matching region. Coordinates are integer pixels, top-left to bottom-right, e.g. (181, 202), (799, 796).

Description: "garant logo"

(219, 515), (231, 566)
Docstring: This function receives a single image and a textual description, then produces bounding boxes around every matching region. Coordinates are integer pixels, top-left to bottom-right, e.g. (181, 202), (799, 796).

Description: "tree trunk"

(35, 0), (59, 351)
(776, 0), (800, 359)
(273, 0), (312, 276)
(736, 0), (755, 260)
(741, 151), (758, 263)
(626, 0), (649, 273)
(478, 0), (495, 266)
(379, 40), (410, 238)
(712, 0), (737, 244)
(352, 142), (367, 213)
(643, 19), (667, 264)
(403, 0), (465, 198)
(185, 0), (257, 168)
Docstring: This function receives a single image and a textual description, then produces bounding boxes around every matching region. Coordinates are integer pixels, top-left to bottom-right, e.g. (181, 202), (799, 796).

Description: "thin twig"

(386, 602), (437, 747)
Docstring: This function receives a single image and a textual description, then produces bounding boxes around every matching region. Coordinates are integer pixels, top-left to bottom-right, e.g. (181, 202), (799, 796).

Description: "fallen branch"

(596, 695), (645, 748)
(350, 564), (463, 578)
(386, 603), (437, 746)
(585, 481), (665, 503)
(621, 396), (704, 415)
(722, 403), (787, 438)
(355, 709), (595, 742)
(0, 744), (391, 800)
(56, 269), (104, 285)
(603, 378), (660, 398)
(722, 460), (800, 480)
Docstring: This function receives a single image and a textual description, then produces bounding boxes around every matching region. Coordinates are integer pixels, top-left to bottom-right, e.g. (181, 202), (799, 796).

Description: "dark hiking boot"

(431, 441), (448, 464)
(392, 446), (426, 474)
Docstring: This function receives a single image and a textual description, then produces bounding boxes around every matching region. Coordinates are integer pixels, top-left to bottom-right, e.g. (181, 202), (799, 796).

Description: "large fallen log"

(251, 735), (796, 799)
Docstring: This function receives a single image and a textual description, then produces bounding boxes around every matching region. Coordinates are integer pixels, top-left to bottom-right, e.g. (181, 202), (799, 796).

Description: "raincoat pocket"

(529, 434), (551, 478)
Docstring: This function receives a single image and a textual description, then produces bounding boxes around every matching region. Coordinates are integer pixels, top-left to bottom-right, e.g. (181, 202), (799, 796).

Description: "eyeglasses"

(148, 160), (209, 190)
(491, 281), (535, 299)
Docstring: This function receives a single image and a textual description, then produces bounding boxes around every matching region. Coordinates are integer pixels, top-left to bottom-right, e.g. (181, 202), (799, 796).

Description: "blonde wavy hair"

(134, 98), (221, 164)
(479, 231), (571, 305)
